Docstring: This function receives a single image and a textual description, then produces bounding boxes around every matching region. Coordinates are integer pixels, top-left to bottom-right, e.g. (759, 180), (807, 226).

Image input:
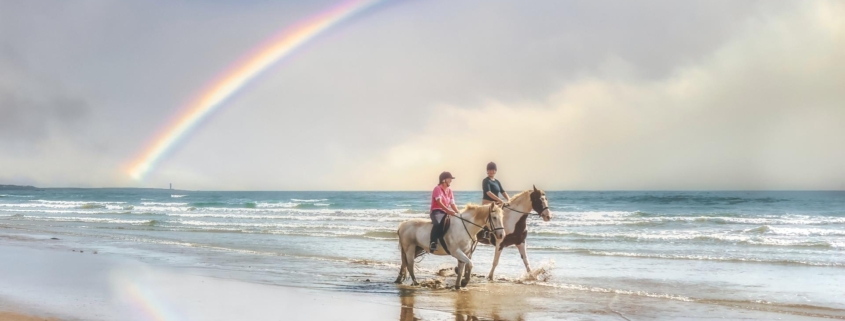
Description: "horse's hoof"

(412, 282), (419, 286)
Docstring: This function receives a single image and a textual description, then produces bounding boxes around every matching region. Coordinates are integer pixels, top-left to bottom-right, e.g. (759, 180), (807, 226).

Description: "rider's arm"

(450, 202), (460, 215)
(498, 181), (510, 201)
(486, 191), (504, 203)
(435, 198), (456, 215)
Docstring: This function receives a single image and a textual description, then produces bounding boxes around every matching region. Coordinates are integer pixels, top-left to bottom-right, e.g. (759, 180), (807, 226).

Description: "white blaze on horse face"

(492, 206), (506, 239)
(540, 194), (552, 222)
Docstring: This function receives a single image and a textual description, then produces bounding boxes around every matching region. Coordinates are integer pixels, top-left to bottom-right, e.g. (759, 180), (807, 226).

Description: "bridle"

(502, 192), (549, 218)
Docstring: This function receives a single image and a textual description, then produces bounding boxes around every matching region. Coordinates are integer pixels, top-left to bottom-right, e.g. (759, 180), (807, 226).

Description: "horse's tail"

(397, 223), (406, 260)
(395, 224), (407, 283)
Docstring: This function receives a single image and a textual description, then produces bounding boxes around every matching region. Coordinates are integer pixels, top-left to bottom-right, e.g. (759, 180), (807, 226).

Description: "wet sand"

(1, 242), (842, 320)
(0, 311), (58, 321)
(0, 244), (439, 321)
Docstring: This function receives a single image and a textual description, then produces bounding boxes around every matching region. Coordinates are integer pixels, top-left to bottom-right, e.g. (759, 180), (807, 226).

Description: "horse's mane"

(461, 203), (485, 212)
(461, 190), (535, 212)
(509, 190), (532, 202)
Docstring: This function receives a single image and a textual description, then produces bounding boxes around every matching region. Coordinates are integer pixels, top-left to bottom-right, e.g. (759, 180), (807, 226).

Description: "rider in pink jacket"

(430, 171), (460, 252)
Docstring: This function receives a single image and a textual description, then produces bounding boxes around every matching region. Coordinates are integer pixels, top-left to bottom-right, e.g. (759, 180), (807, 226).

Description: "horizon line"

(2, 185), (843, 193)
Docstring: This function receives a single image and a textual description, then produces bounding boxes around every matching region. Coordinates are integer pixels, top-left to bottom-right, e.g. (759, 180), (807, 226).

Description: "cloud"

(348, 0), (845, 191)
(0, 48), (89, 143)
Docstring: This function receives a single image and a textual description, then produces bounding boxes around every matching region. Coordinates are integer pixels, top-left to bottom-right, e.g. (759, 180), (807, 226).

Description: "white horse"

(394, 203), (505, 289)
(473, 186), (552, 280)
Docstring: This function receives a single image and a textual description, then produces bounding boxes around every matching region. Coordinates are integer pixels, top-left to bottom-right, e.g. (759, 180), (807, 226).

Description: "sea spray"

(521, 259), (555, 282)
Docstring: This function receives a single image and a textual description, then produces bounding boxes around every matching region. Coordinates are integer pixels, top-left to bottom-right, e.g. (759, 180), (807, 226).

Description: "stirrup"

(430, 242), (438, 252)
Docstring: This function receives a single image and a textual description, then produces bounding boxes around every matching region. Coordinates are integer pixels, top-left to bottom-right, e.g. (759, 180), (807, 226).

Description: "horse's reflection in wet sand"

(397, 286), (528, 321)
(399, 288), (420, 321)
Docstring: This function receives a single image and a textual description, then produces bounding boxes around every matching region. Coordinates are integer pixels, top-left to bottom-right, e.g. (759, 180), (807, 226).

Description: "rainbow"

(128, 0), (384, 180)
(124, 283), (179, 321)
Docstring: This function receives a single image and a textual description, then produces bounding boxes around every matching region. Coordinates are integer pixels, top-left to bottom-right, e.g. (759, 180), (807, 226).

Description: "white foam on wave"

(141, 202), (189, 206)
(173, 219), (394, 232)
(574, 250), (845, 267)
(171, 195), (187, 198)
(290, 199), (328, 203)
(166, 212), (415, 222)
(34, 200), (126, 205)
(742, 225), (845, 236)
(171, 207), (414, 216)
(537, 281), (696, 302)
(0, 201), (127, 210)
(531, 229), (843, 248)
(0, 208), (134, 215)
(255, 202), (299, 208)
(544, 211), (845, 226)
(9, 215), (154, 225)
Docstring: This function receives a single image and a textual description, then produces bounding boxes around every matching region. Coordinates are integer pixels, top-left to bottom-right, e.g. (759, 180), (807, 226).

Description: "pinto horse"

(469, 186), (552, 281)
(394, 203), (505, 289)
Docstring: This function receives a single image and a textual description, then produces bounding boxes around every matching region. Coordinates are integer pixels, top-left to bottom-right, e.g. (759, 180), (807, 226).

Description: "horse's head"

(530, 185), (552, 222)
(488, 203), (506, 239)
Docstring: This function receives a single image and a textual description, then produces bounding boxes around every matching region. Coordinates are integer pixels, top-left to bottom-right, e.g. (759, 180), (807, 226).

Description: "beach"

(1, 190), (844, 320)
(1, 243), (842, 321)
(0, 244), (423, 321)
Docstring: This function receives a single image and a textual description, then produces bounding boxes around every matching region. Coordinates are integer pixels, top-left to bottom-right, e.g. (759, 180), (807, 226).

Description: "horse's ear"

(533, 185), (538, 192)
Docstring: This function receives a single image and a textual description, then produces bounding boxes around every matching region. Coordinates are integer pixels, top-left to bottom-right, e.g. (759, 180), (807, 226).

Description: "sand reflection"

(398, 284), (529, 321)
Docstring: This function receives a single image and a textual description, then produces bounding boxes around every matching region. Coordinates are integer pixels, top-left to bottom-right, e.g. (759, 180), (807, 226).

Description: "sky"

(1, 0), (843, 191)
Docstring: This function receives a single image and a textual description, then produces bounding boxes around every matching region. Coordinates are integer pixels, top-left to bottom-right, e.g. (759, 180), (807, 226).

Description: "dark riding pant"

(430, 209), (446, 247)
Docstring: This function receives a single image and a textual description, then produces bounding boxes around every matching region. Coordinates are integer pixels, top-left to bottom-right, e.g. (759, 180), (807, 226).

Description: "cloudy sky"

(1, 0), (843, 190)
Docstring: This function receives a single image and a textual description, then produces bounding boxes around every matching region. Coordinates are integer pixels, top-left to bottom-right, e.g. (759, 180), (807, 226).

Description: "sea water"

(1, 189), (843, 319)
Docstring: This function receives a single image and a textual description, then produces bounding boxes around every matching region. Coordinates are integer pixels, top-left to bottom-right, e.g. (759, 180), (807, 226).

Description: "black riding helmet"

(487, 162), (497, 171)
(439, 171), (456, 184)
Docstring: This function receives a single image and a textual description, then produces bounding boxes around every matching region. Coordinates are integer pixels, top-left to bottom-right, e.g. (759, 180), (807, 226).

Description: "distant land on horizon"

(0, 184), (178, 191)
(0, 184), (37, 190)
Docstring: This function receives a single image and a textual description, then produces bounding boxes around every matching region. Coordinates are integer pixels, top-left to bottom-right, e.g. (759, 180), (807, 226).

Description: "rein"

(454, 205), (504, 242)
(502, 204), (549, 217)
(451, 205), (504, 232)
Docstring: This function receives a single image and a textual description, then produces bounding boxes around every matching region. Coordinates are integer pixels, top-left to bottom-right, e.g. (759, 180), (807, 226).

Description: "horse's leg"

(487, 246), (504, 280)
(516, 242), (531, 272)
(454, 261), (465, 290)
(452, 249), (473, 289)
(394, 243), (408, 284)
(461, 250), (473, 287)
(404, 246), (420, 286)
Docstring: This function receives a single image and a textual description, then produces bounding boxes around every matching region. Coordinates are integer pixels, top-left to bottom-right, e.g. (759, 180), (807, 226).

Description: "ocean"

(1, 189), (843, 319)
